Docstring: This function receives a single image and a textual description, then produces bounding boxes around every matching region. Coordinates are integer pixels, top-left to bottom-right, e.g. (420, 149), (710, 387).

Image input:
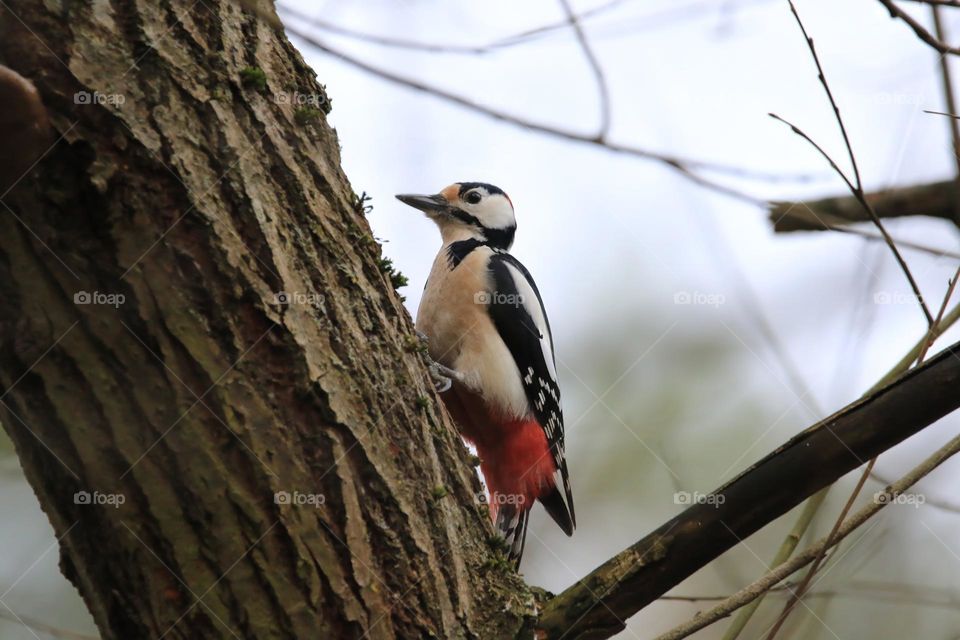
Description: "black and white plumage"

(397, 182), (575, 566)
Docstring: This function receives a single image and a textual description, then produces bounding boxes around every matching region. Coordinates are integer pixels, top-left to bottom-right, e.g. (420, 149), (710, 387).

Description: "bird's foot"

(429, 361), (467, 393)
(417, 331), (465, 392)
(429, 363), (454, 393)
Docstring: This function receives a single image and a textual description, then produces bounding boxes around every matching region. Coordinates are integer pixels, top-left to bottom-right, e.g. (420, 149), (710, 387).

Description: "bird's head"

(396, 182), (516, 250)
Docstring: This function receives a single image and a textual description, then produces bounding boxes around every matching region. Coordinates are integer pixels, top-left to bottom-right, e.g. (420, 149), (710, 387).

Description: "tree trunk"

(0, 2), (532, 638)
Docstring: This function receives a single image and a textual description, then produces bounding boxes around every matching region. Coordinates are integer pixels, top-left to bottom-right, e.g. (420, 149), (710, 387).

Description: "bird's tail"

(495, 502), (529, 568)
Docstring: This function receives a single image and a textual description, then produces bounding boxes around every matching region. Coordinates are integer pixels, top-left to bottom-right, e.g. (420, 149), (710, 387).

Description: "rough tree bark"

(0, 2), (533, 639)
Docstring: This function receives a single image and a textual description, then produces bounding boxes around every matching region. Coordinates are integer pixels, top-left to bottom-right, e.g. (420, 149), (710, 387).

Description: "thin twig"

(763, 269), (958, 635)
(665, 580), (960, 608)
(932, 5), (960, 224)
(277, 0), (633, 55)
(918, 265), (960, 361)
(824, 223), (960, 259)
(877, 0), (960, 55)
(773, 2), (934, 326)
(904, 0), (960, 6)
(769, 114), (857, 192)
(763, 261), (960, 638)
(721, 10), (944, 631)
(869, 470), (960, 513)
(721, 290), (960, 639)
(654, 428), (960, 640)
(559, 0), (612, 139)
(762, 459), (874, 639)
(770, 193), (960, 259)
(281, 25), (785, 204)
(282, 22), (785, 180)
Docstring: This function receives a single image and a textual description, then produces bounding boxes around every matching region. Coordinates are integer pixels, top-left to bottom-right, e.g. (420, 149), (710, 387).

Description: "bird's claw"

(418, 331), (464, 392)
(429, 363), (453, 393)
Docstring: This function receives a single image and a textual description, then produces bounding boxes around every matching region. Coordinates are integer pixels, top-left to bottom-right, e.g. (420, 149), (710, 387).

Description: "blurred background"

(4, 0), (960, 638)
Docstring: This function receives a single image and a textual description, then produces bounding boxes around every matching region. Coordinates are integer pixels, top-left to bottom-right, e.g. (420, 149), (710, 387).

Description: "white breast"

(416, 246), (530, 420)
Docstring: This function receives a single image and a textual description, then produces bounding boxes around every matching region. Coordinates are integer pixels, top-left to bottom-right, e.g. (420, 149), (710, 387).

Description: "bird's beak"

(395, 193), (450, 214)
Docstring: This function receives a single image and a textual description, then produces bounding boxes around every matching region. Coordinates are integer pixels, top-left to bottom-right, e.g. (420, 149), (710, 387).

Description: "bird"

(396, 181), (574, 566)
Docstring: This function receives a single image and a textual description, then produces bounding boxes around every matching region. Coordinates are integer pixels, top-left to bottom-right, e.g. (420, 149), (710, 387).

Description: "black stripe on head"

(458, 182), (506, 197)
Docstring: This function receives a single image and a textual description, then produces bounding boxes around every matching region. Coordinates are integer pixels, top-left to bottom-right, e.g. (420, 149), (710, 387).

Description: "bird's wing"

(487, 252), (575, 534)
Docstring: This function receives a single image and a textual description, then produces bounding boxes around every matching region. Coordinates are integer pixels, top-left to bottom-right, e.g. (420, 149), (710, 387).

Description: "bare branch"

(762, 457), (874, 639)
(918, 266), (960, 362)
(559, 0), (612, 139)
(769, 180), (960, 232)
(279, 25), (829, 207)
(739, 261), (960, 639)
(770, 112), (933, 324)
(654, 426), (960, 640)
(877, 0), (960, 55)
(280, 26), (783, 203)
(904, 0), (960, 7)
(808, 217), (960, 259)
(536, 340), (960, 640)
(932, 5), (960, 226)
(666, 580), (960, 609)
(870, 470), (960, 513)
(773, 2), (934, 325)
(276, 0), (632, 55)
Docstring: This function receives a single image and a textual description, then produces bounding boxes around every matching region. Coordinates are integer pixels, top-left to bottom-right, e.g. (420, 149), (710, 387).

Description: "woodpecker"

(396, 182), (575, 565)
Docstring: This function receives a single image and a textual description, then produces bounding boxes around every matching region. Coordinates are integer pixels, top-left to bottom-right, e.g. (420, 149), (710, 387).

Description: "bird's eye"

(465, 191), (482, 204)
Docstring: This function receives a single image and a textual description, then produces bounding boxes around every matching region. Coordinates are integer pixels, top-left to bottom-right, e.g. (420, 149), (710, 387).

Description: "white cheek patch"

(466, 195), (515, 230)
